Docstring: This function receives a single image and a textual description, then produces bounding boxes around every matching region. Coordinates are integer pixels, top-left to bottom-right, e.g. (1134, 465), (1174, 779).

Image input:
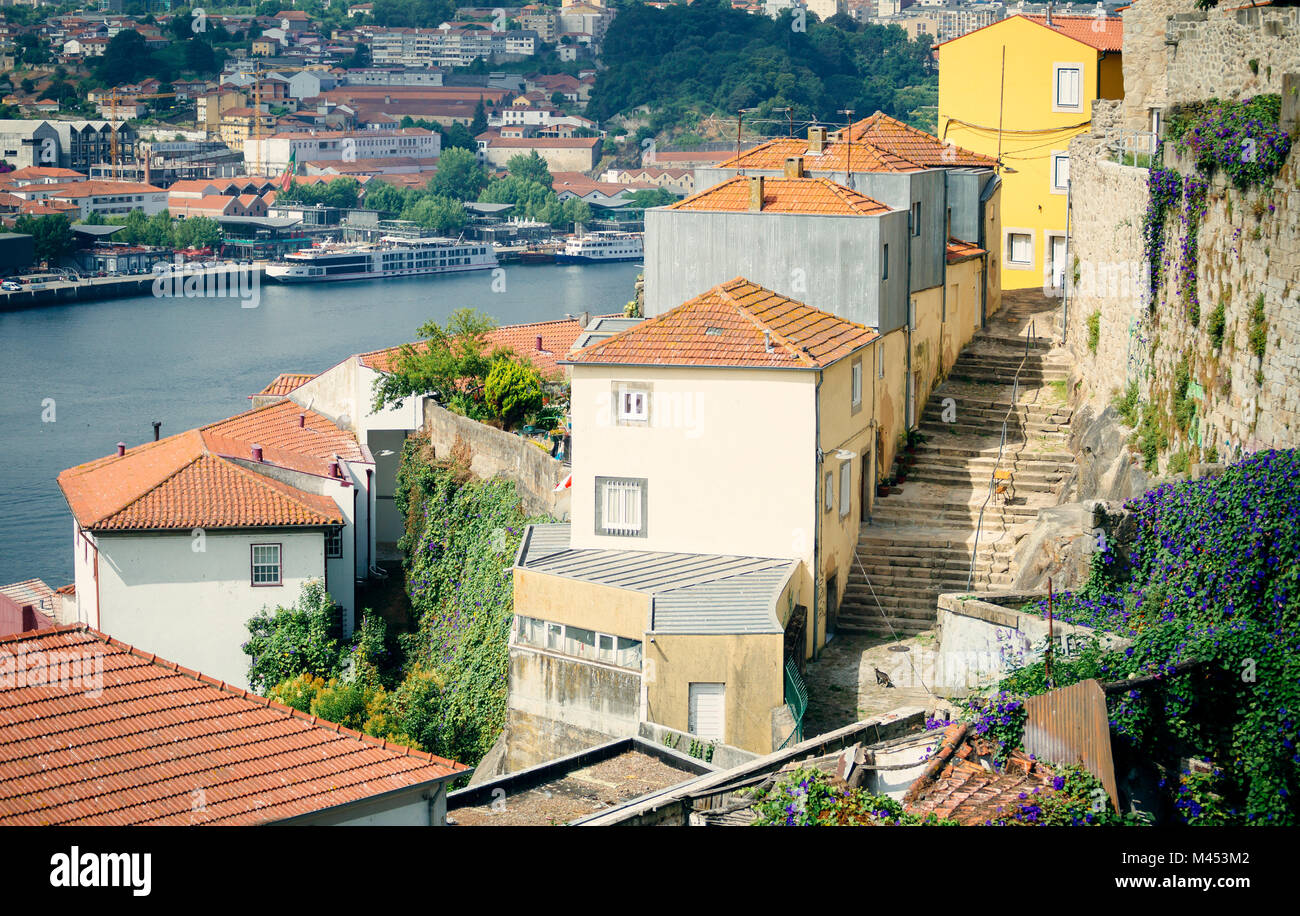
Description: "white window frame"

(1050, 150), (1070, 194)
(251, 543), (282, 586)
(1004, 228), (1035, 271)
(324, 526), (343, 559)
(617, 384), (649, 424)
(1053, 63), (1084, 113)
(597, 476), (646, 537)
(839, 459), (852, 518)
(851, 357), (863, 413)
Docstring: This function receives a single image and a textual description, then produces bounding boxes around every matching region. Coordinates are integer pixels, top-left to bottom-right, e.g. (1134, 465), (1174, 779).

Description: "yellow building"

(938, 13), (1124, 291)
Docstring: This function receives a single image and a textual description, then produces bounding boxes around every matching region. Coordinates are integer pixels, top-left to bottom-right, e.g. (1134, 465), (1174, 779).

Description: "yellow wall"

(646, 632), (785, 754)
(512, 568), (649, 639)
(938, 16), (1122, 290)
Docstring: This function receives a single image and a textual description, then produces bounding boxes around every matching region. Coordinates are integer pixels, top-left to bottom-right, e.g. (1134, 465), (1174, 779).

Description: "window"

(618, 386), (648, 422)
(513, 615), (643, 669)
(325, 526), (343, 558)
(251, 543), (281, 586)
(1006, 231), (1033, 268)
(839, 460), (852, 518)
(851, 357), (863, 413)
(1050, 152), (1070, 193)
(877, 341), (885, 378)
(824, 470), (834, 512)
(596, 476), (646, 536)
(911, 200), (921, 237)
(1054, 64), (1083, 111)
(882, 243), (889, 280)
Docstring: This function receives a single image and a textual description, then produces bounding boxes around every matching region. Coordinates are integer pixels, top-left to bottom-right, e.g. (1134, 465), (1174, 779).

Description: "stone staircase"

(839, 293), (1075, 637)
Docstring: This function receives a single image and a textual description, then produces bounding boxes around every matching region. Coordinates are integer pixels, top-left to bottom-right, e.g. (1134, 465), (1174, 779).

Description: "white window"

(688, 682), (725, 741)
(851, 359), (863, 410)
(599, 477), (644, 535)
(1051, 152), (1070, 193)
(618, 385), (648, 422)
(824, 470), (834, 512)
(251, 543), (281, 586)
(325, 526), (343, 558)
(546, 621), (563, 650)
(839, 460), (852, 518)
(1054, 64), (1083, 111)
(911, 200), (921, 236)
(1006, 231), (1033, 268)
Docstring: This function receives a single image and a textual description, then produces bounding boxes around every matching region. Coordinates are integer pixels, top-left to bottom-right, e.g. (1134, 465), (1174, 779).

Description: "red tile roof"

(716, 136), (922, 173)
(57, 402), (361, 532)
(1022, 13), (1123, 52)
(841, 112), (997, 168)
(946, 238), (986, 263)
(669, 175), (893, 216)
(566, 277), (878, 370)
(255, 371), (316, 397)
(0, 626), (467, 825)
(903, 723), (1060, 825)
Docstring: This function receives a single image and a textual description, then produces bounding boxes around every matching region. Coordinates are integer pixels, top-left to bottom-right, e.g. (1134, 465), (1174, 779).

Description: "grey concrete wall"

(637, 720), (757, 770)
(946, 169), (993, 246)
(423, 400), (567, 518)
(503, 647), (641, 771)
(644, 206), (909, 333)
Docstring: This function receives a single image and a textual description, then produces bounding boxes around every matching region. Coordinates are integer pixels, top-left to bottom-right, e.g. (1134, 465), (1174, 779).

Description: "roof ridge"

(90, 451), (208, 528)
(720, 279), (818, 368)
(211, 455), (344, 521)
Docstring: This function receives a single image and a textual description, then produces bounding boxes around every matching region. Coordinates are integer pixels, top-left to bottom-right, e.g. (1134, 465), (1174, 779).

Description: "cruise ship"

(554, 231), (644, 264)
(266, 237), (497, 283)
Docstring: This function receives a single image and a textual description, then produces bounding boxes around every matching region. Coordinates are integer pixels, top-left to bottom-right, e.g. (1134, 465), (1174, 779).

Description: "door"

(1048, 234), (1067, 293)
(688, 683), (725, 742)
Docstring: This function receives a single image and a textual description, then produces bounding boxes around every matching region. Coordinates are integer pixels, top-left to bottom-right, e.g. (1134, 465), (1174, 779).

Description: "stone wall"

(423, 399), (569, 517)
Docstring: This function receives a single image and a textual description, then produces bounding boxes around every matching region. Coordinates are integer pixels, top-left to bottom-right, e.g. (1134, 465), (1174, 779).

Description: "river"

(0, 262), (641, 586)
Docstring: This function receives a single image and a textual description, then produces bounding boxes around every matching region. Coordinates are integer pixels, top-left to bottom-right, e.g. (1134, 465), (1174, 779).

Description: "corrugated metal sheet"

(1023, 679), (1120, 814)
(518, 523), (795, 634)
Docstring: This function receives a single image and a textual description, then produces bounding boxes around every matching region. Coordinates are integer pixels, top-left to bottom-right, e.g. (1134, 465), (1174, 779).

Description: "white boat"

(265, 236), (497, 283)
(554, 231), (643, 264)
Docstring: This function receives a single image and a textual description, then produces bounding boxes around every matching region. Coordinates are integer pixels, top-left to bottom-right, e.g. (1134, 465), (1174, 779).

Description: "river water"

(0, 262), (640, 586)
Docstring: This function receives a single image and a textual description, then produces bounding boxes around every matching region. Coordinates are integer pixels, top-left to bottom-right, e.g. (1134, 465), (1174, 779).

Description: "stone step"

(836, 618), (935, 637)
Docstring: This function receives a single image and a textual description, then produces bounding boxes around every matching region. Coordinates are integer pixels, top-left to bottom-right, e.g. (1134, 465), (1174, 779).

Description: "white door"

(688, 683), (725, 742)
(1049, 235), (1067, 292)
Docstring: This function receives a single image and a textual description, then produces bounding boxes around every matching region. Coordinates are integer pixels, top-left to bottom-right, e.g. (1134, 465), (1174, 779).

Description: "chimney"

(252, 444), (263, 462)
(748, 174), (764, 212)
(535, 335), (543, 351)
(784, 156), (805, 179)
(580, 310), (590, 328)
(116, 442), (126, 457)
(1045, 1), (1053, 27)
(764, 331), (773, 353)
(298, 413), (306, 427)
(152, 420), (161, 441)
(808, 126), (827, 155)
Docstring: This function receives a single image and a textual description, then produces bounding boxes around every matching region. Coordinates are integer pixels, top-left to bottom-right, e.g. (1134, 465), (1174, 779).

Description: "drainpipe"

(366, 468), (373, 575)
(813, 371), (824, 661)
(1062, 175), (1073, 342)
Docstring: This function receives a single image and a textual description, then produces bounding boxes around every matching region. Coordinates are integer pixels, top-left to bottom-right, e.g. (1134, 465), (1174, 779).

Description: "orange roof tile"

(669, 176), (893, 216)
(841, 112), (997, 168)
(1022, 14), (1123, 52)
(566, 277), (878, 370)
(946, 237), (986, 263)
(58, 403), (361, 532)
(0, 626), (467, 826)
(256, 371), (316, 397)
(716, 136), (923, 173)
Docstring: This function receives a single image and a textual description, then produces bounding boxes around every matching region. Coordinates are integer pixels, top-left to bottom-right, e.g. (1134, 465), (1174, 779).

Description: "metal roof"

(572, 316), (643, 351)
(516, 523), (795, 635)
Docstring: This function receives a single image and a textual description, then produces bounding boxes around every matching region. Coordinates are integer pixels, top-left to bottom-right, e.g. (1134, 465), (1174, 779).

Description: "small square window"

(597, 477), (646, 536)
(911, 201), (921, 237)
(1007, 232), (1033, 267)
(882, 243), (889, 280)
(619, 387), (648, 421)
(1051, 152), (1070, 193)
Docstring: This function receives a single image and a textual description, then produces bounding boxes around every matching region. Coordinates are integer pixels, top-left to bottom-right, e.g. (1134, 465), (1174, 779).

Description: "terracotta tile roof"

(566, 277), (878, 370)
(200, 399), (367, 479)
(0, 626), (467, 825)
(255, 371), (316, 397)
(946, 237), (986, 263)
(360, 315), (621, 377)
(57, 403), (360, 531)
(1022, 14), (1123, 52)
(716, 136), (923, 173)
(841, 112), (997, 168)
(668, 176), (892, 216)
(903, 723), (1060, 825)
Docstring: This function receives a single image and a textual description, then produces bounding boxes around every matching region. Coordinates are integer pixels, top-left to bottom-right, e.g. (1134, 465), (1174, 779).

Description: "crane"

(107, 89), (178, 175)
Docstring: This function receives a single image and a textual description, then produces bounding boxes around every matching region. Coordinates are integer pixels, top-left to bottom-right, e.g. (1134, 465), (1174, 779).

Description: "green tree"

(371, 308), (505, 415)
(243, 581), (347, 692)
(427, 147), (489, 201)
(364, 180), (407, 215)
(402, 194), (468, 235)
(484, 359), (544, 429)
(470, 97), (488, 136)
(13, 214), (73, 266)
(506, 150), (550, 185)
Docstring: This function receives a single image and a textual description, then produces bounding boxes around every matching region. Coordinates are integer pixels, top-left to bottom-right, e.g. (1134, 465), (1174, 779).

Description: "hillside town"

(0, 0), (1295, 884)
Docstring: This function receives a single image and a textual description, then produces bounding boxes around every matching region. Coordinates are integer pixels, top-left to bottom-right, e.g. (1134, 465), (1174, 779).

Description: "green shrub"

(484, 358), (544, 429)
(748, 766), (955, 826)
(1207, 300), (1227, 349)
(243, 581), (347, 693)
(1249, 293), (1268, 359)
(1113, 380), (1140, 427)
(1086, 311), (1100, 353)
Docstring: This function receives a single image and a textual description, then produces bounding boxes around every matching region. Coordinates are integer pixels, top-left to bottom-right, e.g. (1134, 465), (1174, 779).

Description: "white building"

(58, 401), (374, 689)
(10, 179), (168, 218)
(243, 127), (440, 173)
